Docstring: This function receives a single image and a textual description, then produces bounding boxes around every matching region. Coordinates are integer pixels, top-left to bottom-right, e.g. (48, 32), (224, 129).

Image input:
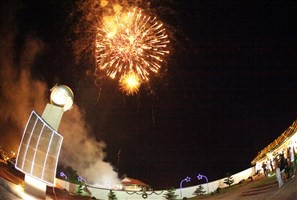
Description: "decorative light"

(179, 176), (191, 198)
(60, 172), (68, 179)
(197, 173), (209, 194)
(197, 174), (208, 183)
(78, 176), (87, 184)
(50, 85), (74, 111)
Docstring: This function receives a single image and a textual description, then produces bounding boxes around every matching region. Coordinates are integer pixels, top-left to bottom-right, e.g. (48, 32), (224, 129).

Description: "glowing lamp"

(50, 85), (74, 111)
(180, 176), (191, 198)
(197, 174), (208, 183)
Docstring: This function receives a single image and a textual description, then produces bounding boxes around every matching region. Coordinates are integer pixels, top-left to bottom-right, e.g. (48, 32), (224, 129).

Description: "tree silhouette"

(223, 172), (234, 187)
(108, 190), (117, 200)
(75, 183), (83, 195)
(194, 185), (206, 195)
(163, 188), (178, 200)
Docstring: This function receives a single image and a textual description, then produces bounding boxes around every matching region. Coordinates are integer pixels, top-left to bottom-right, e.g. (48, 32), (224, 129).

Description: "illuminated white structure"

(15, 85), (74, 199)
(251, 120), (297, 173)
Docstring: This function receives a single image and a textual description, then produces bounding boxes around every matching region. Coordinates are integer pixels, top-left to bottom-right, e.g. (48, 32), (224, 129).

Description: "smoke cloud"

(0, 0), (47, 152)
(60, 106), (120, 187)
(0, 0), (119, 188)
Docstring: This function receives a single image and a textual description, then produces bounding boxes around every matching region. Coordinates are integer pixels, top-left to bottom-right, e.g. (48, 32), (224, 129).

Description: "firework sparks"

(95, 7), (170, 94)
(119, 71), (141, 95)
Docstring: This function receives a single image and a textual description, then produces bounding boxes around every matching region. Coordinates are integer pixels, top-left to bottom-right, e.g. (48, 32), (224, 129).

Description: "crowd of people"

(261, 146), (296, 189)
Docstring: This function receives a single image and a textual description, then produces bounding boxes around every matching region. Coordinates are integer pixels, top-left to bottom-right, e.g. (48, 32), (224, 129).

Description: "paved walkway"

(205, 175), (297, 200)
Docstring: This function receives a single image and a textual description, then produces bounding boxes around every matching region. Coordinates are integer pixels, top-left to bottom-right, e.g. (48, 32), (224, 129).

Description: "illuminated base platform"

(0, 176), (53, 200)
(24, 175), (47, 199)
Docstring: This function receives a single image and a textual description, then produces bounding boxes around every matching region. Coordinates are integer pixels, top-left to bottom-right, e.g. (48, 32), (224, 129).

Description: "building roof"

(121, 177), (150, 187)
(251, 119), (297, 165)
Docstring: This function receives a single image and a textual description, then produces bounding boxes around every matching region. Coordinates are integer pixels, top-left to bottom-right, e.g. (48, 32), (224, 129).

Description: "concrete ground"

(204, 174), (297, 200)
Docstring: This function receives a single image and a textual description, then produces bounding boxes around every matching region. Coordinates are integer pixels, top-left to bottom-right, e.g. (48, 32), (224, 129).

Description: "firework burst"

(119, 71), (141, 95)
(95, 7), (170, 95)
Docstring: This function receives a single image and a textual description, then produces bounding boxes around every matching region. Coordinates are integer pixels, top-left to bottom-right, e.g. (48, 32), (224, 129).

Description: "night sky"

(1, 0), (297, 189)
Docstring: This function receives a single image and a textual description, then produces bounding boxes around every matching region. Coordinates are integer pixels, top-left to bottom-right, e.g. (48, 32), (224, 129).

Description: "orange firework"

(119, 71), (141, 95)
(95, 7), (170, 94)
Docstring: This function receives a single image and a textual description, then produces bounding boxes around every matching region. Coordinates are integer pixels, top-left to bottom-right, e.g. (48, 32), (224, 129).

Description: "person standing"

(288, 146), (296, 178)
(262, 162), (268, 176)
(274, 157), (283, 189)
(280, 152), (288, 183)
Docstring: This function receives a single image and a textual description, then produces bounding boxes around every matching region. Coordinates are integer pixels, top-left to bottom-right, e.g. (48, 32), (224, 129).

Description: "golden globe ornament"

(50, 85), (74, 111)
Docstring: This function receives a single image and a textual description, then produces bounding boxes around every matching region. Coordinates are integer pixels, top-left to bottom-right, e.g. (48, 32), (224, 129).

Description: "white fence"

(55, 167), (256, 199)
